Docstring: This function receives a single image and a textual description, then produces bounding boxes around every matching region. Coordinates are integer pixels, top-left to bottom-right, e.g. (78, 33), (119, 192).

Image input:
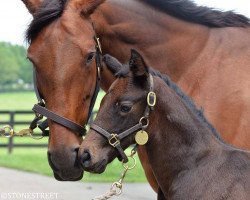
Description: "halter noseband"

(29, 35), (102, 137)
(90, 74), (156, 163)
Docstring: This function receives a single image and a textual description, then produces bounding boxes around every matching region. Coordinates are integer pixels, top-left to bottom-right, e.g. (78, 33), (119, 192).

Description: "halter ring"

(2, 125), (14, 138)
(139, 117), (149, 128)
(122, 155), (136, 170)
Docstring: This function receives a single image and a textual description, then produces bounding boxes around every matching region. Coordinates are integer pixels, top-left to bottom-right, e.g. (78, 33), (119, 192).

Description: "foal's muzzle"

(80, 149), (108, 173)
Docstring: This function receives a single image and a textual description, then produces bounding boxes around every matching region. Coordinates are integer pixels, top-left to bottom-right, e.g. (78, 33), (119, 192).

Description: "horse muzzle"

(47, 148), (83, 181)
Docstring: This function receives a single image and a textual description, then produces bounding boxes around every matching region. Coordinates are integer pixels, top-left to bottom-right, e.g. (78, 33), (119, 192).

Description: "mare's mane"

(26, 0), (250, 42)
(26, 0), (68, 42)
(144, 0), (250, 27)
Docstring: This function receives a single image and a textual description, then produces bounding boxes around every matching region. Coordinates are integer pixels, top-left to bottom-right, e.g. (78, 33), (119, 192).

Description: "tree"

(0, 42), (32, 87)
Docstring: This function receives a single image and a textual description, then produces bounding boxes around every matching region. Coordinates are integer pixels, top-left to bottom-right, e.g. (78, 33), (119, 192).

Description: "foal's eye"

(86, 52), (95, 64)
(120, 102), (133, 113)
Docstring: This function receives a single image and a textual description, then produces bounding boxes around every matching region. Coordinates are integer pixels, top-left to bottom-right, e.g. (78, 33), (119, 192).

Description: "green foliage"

(0, 42), (32, 88)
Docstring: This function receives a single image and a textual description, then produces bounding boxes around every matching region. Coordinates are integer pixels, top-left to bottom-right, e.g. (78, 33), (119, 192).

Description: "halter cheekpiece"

(29, 34), (102, 137)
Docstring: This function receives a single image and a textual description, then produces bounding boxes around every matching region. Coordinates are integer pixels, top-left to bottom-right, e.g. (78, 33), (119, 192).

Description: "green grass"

(0, 92), (37, 110)
(0, 92), (147, 182)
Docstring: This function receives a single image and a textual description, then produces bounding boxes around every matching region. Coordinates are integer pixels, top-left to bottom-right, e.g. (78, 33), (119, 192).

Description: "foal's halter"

(90, 74), (156, 163)
(28, 36), (102, 137)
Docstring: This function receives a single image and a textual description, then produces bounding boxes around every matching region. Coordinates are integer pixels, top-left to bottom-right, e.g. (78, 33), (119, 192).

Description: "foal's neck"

(93, 0), (209, 85)
(145, 77), (223, 192)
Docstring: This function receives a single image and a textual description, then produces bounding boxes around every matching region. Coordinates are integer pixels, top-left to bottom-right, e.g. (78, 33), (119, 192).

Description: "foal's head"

(22, 0), (105, 180)
(79, 50), (152, 173)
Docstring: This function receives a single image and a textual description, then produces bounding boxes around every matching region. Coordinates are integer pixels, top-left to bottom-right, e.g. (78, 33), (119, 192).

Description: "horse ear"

(21, 0), (43, 15)
(103, 54), (129, 77)
(103, 54), (123, 74)
(129, 49), (149, 78)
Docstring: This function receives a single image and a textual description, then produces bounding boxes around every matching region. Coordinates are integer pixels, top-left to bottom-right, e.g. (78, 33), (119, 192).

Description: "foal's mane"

(116, 64), (223, 142)
(26, 0), (250, 42)
(148, 68), (224, 142)
(149, 69), (250, 153)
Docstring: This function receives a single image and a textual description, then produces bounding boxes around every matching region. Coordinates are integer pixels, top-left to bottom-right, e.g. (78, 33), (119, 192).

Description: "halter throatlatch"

(29, 35), (102, 138)
(90, 74), (156, 163)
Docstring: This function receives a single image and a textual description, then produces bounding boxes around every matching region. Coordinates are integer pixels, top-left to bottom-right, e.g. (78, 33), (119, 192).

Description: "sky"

(0, 0), (250, 45)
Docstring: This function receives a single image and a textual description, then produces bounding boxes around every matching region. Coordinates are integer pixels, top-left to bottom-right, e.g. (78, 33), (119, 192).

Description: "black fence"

(0, 110), (46, 153)
(0, 110), (97, 154)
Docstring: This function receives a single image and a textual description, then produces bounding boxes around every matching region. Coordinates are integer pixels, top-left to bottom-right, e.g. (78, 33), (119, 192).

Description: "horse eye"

(121, 105), (131, 113)
(86, 52), (95, 64)
(120, 102), (133, 113)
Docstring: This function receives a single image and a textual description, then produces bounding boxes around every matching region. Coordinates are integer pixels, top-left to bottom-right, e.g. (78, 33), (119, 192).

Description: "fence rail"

(0, 110), (48, 153)
(0, 110), (97, 154)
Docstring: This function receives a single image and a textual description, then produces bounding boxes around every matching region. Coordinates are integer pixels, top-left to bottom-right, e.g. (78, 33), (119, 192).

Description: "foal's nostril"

(82, 150), (91, 161)
(81, 150), (91, 168)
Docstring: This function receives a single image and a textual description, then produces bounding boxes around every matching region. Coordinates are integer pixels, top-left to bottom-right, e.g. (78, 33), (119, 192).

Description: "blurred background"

(0, 0), (249, 186)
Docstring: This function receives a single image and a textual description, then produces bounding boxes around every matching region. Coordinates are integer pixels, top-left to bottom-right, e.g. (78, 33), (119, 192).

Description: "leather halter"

(29, 35), (102, 137)
(90, 74), (156, 163)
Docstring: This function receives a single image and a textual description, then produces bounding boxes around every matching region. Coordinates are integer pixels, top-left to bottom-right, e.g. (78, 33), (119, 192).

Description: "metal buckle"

(109, 134), (120, 147)
(95, 37), (102, 54)
(97, 67), (101, 80)
(147, 92), (156, 107)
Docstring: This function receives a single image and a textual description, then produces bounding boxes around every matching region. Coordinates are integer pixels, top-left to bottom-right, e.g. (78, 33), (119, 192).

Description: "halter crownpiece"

(90, 74), (156, 163)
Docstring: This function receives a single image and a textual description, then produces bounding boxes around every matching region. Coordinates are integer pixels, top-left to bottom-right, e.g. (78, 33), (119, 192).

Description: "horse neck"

(92, 0), (210, 88)
(144, 77), (223, 189)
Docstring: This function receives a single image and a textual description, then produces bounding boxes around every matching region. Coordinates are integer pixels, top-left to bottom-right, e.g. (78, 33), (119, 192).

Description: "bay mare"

(79, 50), (250, 200)
(21, 0), (250, 189)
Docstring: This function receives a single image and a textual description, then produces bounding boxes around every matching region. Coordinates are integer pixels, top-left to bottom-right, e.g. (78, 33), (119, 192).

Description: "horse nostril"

(82, 150), (91, 161)
(47, 151), (59, 171)
(81, 150), (91, 168)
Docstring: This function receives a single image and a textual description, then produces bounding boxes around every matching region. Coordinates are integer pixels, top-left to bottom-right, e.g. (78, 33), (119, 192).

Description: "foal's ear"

(21, 0), (43, 15)
(103, 54), (129, 77)
(103, 54), (123, 74)
(129, 49), (149, 78)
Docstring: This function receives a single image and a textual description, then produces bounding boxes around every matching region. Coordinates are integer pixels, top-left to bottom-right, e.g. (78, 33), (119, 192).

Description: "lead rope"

(0, 124), (43, 140)
(92, 148), (137, 200)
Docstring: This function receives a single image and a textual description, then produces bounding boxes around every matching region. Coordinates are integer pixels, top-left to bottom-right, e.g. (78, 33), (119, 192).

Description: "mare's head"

(21, 0), (105, 181)
(78, 50), (152, 173)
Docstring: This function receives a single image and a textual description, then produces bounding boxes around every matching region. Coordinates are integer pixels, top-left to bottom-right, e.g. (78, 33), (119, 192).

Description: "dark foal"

(79, 50), (250, 200)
